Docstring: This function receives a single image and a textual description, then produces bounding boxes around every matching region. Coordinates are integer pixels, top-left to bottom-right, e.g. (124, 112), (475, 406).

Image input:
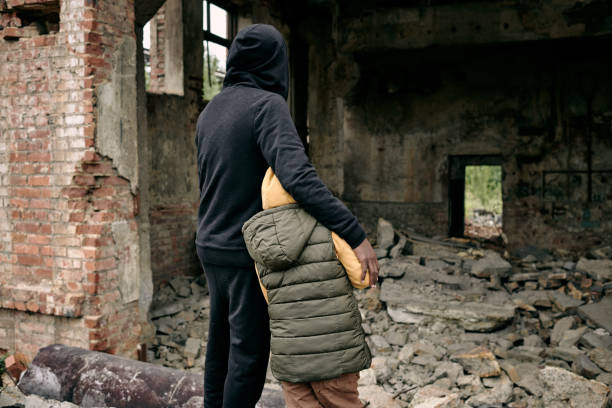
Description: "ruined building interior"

(0, 0), (611, 406)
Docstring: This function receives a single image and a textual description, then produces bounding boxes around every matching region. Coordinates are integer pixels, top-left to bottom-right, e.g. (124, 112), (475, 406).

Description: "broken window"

(203, 0), (236, 101)
(0, 0), (59, 40)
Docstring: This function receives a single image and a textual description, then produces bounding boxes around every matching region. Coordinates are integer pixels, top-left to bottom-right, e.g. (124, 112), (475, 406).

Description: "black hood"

(223, 24), (289, 100)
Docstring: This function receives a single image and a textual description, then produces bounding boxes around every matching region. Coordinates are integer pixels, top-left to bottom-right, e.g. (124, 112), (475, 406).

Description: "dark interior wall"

(146, 0), (203, 287)
(336, 37), (612, 250)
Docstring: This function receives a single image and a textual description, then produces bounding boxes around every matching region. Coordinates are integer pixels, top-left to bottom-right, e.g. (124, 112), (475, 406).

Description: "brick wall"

(0, 0), (147, 360)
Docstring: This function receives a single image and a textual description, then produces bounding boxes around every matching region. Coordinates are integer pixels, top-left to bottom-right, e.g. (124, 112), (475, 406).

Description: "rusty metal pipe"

(18, 344), (203, 408)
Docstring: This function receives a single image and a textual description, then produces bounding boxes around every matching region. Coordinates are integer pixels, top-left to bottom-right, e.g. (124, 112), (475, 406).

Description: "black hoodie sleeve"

(253, 93), (366, 248)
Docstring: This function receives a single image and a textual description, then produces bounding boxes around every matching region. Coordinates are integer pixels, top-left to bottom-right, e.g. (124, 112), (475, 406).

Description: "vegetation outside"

(203, 53), (222, 101)
(465, 165), (502, 219)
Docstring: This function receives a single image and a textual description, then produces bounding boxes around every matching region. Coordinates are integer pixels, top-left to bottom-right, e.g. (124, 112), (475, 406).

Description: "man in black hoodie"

(195, 24), (379, 407)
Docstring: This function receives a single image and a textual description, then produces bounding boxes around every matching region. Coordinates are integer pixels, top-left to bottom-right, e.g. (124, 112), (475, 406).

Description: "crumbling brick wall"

(0, 0), (149, 360)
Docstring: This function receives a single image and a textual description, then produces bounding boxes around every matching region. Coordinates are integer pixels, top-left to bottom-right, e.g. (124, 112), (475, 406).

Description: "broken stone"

(471, 252), (512, 279)
(413, 342), (444, 360)
(559, 326), (588, 347)
(389, 233), (409, 259)
(576, 258), (612, 282)
(509, 272), (540, 282)
(369, 334), (392, 354)
(451, 347), (501, 378)
(433, 362), (463, 385)
(150, 302), (185, 319)
(358, 385), (401, 408)
(183, 338), (201, 360)
(550, 316), (575, 346)
(512, 290), (553, 308)
(5, 352), (28, 382)
(379, 261), (407, 278)
(578, 295), (612, 333)
(573, 354), (604, 379)
(399, 344), (415, 362)
(546, 346), (584, 362)
(381, 279), (515, 332)
(370, 356), (394, 383)
(385, 329), (408, 346)
(549, 290), (584, 312)
(523, 334), (545, 348)
(539, 366), (610, 408)
(505, 346), (544, 363)
(580, 330), (612, 350)
(363, 286), (382, 312)
(588, 347), (612, 372)
(465, 373), (513, 407)
(357, 369), (376, 387)
(377, 218), (395, 251)
(596, 372), (612, 384)
(410, 385), (460, 408)
(412, 354), (438, 367)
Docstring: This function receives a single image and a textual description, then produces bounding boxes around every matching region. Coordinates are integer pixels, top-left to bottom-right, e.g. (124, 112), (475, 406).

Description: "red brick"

(13, 244), (39, 255)
(75, 224), (105, 235)
(28, 175), (49, 186)
(5, 353), (28, 382)
(33, 268), (52, 280)
(17, 254), (42, 266)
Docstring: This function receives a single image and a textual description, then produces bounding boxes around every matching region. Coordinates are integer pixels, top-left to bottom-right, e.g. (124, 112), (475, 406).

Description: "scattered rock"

(381, 279), (515, 332)
(576, 258), (612, 282)
(377, 218), (395, 251)
(539, 366), (610, 408)
(578, 296), (612, 333)
(452, 347), (501, 378)
(466, 373), (513, 406)
(550, 316), (575, 346)
(358, 385), (402, 408)
(471, 252), (512, 279)
(588, 348), (612, 372)
(573, 354), (604, 379)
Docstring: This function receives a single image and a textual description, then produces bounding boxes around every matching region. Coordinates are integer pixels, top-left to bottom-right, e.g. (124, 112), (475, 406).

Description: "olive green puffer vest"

(242, 204), (371, 383)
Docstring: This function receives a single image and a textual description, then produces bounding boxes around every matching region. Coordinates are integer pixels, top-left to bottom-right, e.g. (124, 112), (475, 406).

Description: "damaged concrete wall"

(0, 0), (152, 359)
(146, 0), (202, 287)
(306, 0), (612, 252)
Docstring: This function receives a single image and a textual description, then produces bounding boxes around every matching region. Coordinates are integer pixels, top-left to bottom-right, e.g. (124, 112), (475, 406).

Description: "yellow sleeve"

(254, 264), (269, 304)
(331, 232), (369, 289)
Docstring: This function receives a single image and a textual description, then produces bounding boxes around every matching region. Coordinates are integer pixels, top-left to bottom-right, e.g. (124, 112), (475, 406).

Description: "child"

(242, 168), (372, 407)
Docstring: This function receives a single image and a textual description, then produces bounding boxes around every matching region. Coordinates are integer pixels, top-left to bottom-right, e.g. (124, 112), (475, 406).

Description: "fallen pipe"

(18, 344), (203, 408)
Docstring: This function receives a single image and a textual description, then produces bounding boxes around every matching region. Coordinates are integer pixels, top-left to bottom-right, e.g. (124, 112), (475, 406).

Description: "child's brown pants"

(280, 372), (363, 408)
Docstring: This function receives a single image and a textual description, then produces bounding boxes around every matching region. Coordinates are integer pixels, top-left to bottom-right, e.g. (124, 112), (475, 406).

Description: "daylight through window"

(203, 1), (236, 101)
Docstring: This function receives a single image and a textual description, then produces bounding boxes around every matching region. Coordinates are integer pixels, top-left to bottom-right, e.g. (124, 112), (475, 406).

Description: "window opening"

(203, 1), (236, 101)
(464, 165), (503, 240)
(143, 21), (151, 91)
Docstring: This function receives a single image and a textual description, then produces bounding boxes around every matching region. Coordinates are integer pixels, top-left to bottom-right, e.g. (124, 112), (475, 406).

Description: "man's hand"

(353, 238), (379, 287)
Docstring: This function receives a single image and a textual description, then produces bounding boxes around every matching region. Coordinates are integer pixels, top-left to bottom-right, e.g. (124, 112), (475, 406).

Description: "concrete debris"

(451, 347), (502, 378)
(377, 217), (396, 252)
(576, 258), (612, 282)
(579, 295), (612, 333)
(470, 251), (512, 279)
(3, 221), (612, 408)
(539, 366), (610, 408)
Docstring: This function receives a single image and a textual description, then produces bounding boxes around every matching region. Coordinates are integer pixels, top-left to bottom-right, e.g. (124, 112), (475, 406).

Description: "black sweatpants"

(197, 247), (271, 408)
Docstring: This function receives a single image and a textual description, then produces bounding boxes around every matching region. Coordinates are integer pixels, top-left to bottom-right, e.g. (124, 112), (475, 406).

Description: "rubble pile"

(148, 276), (210, 372)
(2, 219), (609, 407)
(354, 218), (611, 407)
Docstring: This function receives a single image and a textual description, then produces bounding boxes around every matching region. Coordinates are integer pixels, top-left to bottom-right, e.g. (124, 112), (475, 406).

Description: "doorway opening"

(449, 156), (503, 240)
